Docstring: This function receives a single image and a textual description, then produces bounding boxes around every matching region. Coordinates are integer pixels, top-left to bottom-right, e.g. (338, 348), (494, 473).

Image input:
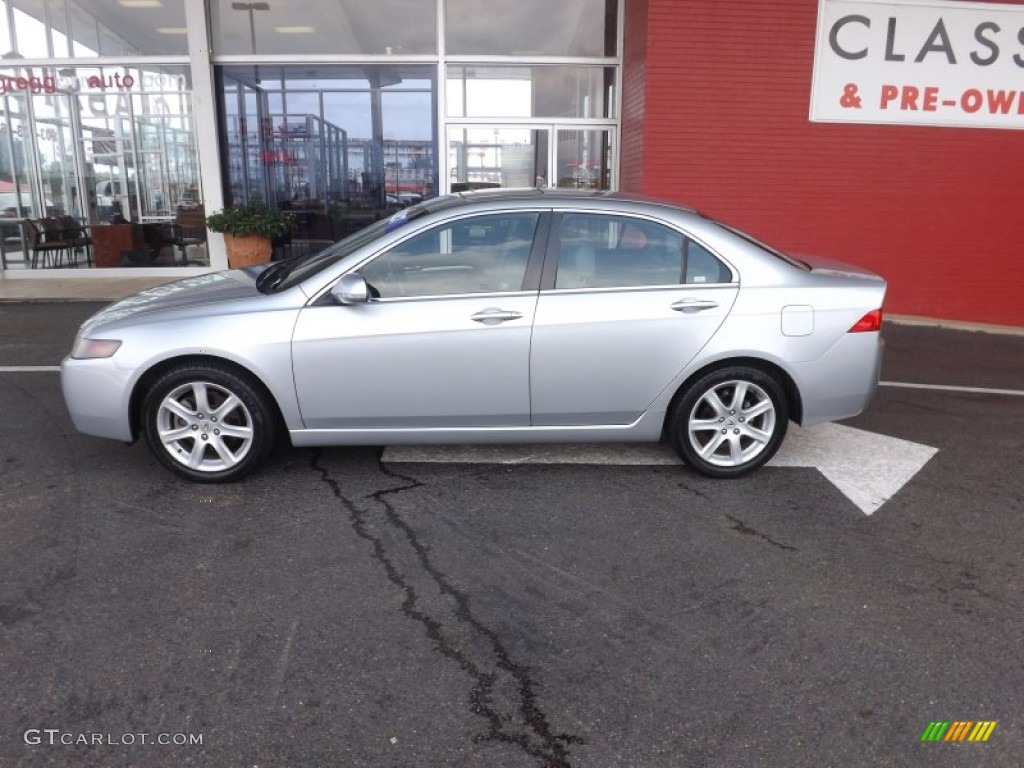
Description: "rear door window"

(554, 214), (730, 288)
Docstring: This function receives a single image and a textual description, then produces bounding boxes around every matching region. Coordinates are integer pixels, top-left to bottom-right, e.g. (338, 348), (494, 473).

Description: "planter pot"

(224, 233), (272, 268)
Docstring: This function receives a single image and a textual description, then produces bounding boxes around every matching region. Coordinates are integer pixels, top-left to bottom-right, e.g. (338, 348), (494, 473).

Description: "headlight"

(71, 337), (122, 359)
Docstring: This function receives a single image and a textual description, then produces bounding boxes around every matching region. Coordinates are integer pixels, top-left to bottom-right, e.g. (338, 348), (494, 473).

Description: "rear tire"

(142, 362), (277, 482)
(669, 366), (789, 478)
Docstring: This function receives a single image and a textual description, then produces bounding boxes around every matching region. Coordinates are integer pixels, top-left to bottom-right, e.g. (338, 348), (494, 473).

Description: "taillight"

(849, 309), (883, 333)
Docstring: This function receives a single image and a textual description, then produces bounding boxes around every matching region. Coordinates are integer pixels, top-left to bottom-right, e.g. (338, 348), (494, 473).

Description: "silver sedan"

(61, 191), (886, 482)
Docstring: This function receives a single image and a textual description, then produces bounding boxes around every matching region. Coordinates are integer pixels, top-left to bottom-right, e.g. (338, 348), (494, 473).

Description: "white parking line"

(880, 381), (1024, 397)
(0, 366), (61, 372)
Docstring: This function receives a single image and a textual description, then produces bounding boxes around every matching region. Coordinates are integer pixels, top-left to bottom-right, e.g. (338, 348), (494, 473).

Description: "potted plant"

(205, 201), (293, 268)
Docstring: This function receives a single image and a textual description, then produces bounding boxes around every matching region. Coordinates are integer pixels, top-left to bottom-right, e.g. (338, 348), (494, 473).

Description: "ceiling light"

(275, 26), (314, 34)
(118, 0), (162, 7)
(156, 27), (188, 34)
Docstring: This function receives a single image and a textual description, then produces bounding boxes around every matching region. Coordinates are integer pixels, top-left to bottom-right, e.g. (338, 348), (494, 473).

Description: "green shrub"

(205, 201), (293, 238)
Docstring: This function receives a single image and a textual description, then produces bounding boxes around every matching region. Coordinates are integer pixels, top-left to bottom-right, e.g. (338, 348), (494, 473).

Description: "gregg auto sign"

(810, 0), (1024, 129)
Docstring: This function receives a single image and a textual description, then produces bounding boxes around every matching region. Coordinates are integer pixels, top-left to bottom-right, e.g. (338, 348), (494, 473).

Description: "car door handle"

(471, 308), (524, 324)
(670, 298), (719, 313)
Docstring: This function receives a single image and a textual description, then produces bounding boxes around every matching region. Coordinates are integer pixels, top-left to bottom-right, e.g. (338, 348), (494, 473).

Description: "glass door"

(554, 128), (614, 191)
(447, 126), (549, 192)
(446, 124), (614, 193)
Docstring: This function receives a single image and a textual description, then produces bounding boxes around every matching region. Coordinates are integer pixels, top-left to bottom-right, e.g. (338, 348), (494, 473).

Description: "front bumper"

(61, 357), (135, 442)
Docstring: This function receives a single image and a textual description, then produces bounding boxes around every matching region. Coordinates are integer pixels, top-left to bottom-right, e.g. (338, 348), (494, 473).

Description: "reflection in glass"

(556, 129), (612, 190)
(0, 64), (201, 269)
(218, 65), (437, 257)
(449, 127), (549, 191)
(446, 0), (616, 56)
(447, 66), (615, 119)
(362, 213), (539, 298)
(210, 0), (436, 56)
(2, 0), (189, 58)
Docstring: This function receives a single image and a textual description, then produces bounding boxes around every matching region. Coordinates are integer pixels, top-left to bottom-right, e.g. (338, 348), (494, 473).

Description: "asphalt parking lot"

(1, 302), (1023, 767)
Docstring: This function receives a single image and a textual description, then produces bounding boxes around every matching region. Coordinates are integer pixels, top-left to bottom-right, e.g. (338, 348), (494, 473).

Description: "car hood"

(79, 268), (265, 334)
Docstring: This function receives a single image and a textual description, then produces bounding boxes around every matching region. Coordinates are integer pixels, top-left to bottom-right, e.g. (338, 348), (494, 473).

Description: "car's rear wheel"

(669, 366), (789, 478)
(142, 362), (277, 482)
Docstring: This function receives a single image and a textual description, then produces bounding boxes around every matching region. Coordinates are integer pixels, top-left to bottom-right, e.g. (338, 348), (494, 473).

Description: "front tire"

(669, 366), (789, 478)
(142, 362), (277, 482)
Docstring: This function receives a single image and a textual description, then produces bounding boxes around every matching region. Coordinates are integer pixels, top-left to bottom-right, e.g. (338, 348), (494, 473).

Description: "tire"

(141, 362), (278, 483)
(669, 366), (789, 479)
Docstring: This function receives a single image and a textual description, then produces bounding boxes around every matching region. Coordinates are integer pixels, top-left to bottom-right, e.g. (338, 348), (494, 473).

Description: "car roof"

(449, 187), (700, 215)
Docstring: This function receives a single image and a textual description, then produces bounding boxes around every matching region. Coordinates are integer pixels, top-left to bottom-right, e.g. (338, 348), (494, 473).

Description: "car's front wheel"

(141, 362), (277, 482)
(669, 366), (789, 478)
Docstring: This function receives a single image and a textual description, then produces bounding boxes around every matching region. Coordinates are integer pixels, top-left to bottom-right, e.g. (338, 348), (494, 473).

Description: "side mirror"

(332, 273), (370, 305)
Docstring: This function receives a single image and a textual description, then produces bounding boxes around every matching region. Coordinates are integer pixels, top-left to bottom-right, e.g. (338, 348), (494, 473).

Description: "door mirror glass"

(332, 273), (370, 304)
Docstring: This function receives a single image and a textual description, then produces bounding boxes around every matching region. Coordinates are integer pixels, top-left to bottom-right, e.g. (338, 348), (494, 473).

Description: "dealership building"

(0, 0), (1020, 327)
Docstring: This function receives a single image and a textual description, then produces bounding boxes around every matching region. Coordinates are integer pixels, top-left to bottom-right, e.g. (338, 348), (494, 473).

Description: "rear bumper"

(791, 331), (883, 426)
(61, 357), (134, 441)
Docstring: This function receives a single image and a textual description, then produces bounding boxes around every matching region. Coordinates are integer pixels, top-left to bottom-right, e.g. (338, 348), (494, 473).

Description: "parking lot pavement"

(1, 303), (1023, 767)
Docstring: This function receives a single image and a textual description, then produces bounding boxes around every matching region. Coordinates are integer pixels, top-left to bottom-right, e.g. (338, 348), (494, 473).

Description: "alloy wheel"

(686, 379), (778, 468)
(155, 381), (255, 472)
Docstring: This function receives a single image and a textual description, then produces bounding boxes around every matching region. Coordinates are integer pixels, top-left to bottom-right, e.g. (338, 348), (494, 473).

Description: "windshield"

(264, 196), (466, 293)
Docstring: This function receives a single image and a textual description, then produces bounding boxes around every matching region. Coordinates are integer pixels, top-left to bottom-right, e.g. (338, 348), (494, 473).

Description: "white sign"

(810, 0), (1024, 129)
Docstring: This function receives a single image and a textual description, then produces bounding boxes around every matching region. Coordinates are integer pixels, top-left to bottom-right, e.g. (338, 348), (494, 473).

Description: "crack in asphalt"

(676, 478), (712, 501)
(309, 451), (584, 767)
(723, 514), (797, 551)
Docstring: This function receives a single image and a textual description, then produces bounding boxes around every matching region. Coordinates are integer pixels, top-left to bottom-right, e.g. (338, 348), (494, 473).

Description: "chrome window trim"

(353, 289), (539, 305)
(541, 283), (736, 296)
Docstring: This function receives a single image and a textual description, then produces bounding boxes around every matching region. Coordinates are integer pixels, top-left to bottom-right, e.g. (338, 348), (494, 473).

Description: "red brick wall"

(620, 0), (1024, 327)
(620, 0), (648, 190)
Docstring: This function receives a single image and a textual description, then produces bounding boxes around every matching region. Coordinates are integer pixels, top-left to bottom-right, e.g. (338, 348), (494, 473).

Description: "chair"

(23, 219), (72, 268)
(160, 205), (207, 266)
(58, 215), (92, 267)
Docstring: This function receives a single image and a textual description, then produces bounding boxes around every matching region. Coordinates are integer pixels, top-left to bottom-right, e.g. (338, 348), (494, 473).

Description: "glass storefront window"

(0, 64), (201, 269)
(447, 126), (613, 192)
(449, 127), (548, 191)
(65, 66), (198, 223)
(445, 0), (617, 57)
(1, 0), (189, 58)
(447, 65), (615, 119)
(210, 0), (436, 56)
(555, 128), (612, 190)
(0, 0), (620, 274)
(218, 65), (436, 256)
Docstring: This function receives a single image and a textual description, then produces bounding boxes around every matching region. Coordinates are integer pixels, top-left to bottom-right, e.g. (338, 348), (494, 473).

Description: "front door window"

(361, 212), (540, 297)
